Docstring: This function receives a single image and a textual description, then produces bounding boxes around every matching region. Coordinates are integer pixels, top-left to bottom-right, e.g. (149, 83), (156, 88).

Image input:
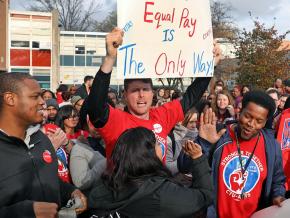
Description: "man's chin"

(130, 109), (149, 117)
(240, 131), (257, 140)
(136, 110), (148, 116)
(130, 107), (149, 114)
(240, 134), (250, 140)
(32, 116), (44, 125)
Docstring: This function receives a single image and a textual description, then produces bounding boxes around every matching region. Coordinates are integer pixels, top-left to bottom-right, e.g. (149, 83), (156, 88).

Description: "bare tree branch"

(28, 0), (102, 31)
(211, 1), (238, 39)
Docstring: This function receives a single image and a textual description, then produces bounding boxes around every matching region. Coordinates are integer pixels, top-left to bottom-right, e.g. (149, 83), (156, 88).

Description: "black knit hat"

(46, 99), (59, 110)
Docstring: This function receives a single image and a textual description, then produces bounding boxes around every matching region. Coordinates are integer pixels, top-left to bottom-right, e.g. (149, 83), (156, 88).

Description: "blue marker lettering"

(119, 43), (145, 77)
(193, 51), (214, 76)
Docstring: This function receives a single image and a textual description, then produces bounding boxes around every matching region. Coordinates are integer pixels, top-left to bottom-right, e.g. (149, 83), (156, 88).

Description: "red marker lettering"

(144, 1), (154, 23)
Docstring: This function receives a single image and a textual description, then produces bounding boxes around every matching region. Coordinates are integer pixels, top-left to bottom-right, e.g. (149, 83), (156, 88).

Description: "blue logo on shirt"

(223, 156), (260, 197)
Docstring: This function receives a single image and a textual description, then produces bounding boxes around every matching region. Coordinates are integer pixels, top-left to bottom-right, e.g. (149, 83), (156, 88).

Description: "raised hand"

(106, 27), (124, 58)
(101, 27), (124, 73)
(182, 140), (202, 159)
(46, 127), (68, 151)
(199, 108), (226, 144)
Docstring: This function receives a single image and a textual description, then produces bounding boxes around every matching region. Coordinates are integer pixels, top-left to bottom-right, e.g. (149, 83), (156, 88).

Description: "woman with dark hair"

(41, 89), (56, 101)
(182, 108), (200, 130)
(56, 105), (89, 142)
(89, 127), (213, 217)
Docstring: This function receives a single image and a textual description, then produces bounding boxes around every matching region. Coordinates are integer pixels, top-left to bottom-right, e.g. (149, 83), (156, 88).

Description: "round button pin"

(43, 150), (52, 164)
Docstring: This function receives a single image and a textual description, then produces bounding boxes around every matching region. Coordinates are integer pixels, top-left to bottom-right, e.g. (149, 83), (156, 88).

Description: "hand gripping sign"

(117, 0), (214, 79)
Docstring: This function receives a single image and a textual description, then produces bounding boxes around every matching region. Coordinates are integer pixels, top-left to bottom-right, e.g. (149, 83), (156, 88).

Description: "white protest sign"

(117, 0), (214, 79)
(251, 199), (290, 218)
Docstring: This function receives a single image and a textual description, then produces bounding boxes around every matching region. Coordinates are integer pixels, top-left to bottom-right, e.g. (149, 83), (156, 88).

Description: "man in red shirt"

(84, 28), (220, 160)
(179, 90), (286, 217)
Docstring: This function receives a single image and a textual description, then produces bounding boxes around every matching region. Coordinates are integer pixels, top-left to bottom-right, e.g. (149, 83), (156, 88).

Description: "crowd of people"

(0, 27), (290, 218)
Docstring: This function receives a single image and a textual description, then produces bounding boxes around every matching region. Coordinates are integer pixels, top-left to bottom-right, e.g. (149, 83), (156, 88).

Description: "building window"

(60, 34), (74, 37)
(75, 46), (85, 54)
(86, 56), (101, 66)
(87, 50), (96, 55)
(11, 68), (30, 73)
(34, 75), (50, 81)
(33, 72), (50, 89)
(32, 41), (40, 48)
(11, 41), (30, 48)
(60, 55), (74, 66)
(75, 56), (85, 66)
(86, 35), (97, 38)
(75, 34), (85, 37)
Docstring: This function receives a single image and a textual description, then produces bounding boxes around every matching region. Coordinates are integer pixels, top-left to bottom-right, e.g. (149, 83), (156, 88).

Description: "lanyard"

(234, 127), (260, 199)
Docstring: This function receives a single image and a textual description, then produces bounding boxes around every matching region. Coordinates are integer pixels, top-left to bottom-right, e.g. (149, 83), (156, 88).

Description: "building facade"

(4, 9), (206, 92)
(0, 0), (9, 72)
(6, 9), (287, 92)
(8, 10), (59, 90)
(59, 31), (122, 89)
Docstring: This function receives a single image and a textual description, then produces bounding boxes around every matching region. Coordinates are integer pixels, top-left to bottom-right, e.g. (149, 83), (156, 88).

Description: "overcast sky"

(221, 0), (290, 39)
(10, 0), (289, 39)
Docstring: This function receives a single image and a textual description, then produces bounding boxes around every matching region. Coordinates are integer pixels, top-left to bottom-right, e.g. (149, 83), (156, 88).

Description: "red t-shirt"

(218, 126), (267, 218)
(277, 108), (290, 190)
(97, 100), (184, 160)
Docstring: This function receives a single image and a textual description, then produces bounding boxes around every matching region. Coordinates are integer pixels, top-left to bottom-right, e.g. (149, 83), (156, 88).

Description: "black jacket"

(0, 129), (75, 218)
(89, 155), (213, 218)
(76, 84), (89, 99)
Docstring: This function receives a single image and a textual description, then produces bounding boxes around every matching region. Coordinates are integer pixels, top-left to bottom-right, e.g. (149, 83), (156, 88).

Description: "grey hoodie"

(70, 140), (106, 193)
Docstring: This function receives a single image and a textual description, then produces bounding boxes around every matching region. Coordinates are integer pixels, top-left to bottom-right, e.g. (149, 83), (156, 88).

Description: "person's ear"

(3, 92), (17, 106)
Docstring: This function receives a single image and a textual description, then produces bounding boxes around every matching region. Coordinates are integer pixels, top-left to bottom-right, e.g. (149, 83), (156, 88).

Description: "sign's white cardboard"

(117, 0), (213, 79)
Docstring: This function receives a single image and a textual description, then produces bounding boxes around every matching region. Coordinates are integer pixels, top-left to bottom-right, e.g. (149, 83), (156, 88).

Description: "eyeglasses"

(65, 114), (79, 120)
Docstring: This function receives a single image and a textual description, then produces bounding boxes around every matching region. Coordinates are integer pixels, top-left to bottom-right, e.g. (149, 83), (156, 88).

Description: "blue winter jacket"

(178, 127), (286, 217)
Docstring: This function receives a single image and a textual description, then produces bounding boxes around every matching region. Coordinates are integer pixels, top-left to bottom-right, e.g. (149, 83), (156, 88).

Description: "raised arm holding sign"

(84, 0), (220, 160)
(85, 27), (220, 160)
